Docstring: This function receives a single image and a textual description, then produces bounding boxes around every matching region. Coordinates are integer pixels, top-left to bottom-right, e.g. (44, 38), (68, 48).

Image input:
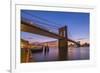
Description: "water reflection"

(58, 47), (68, 61)
(30, 47), (89, 62)
(68, 47), (89, 60)
(43, 45), (49, 56)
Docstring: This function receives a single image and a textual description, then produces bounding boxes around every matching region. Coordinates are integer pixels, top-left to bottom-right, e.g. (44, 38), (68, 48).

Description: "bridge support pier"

(58, 26), (68, 60)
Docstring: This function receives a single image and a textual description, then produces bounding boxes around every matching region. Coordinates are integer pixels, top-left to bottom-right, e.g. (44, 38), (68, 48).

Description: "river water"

(31, 47), (89, 62)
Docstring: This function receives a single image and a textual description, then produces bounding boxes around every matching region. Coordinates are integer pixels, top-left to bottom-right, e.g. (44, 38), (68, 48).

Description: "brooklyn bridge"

(21, 17), (80, 61)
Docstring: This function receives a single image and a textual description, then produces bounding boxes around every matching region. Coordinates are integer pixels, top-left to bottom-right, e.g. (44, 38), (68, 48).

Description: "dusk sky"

(21, 10), (89, 43)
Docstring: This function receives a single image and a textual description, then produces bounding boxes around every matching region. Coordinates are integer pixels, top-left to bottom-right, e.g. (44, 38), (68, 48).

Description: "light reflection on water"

(68, 47), (89, 60)
(31, 47), (89, 62)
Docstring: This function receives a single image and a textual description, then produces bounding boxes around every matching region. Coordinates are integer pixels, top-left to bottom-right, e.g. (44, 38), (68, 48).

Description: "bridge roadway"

(21, 20), (79, 45)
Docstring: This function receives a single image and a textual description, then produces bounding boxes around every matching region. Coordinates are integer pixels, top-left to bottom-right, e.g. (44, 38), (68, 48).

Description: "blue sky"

(21, 10), (89, 43)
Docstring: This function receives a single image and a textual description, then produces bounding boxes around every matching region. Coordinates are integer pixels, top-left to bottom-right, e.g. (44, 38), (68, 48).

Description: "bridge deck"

(21, 20), (79, 45)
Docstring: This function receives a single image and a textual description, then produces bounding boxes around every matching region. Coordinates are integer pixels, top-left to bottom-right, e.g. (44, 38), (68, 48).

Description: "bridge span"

(21, 20), (80, 46)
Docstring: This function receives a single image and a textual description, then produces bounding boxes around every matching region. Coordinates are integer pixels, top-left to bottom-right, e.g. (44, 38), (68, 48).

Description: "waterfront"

(30, 47), (89, 62)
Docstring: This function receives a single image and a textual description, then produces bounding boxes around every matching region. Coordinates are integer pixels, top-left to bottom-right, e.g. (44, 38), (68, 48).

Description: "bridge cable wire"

(21, 16), (59, 30)
(21, 13), (60, 34)
(22, 11), (61, 28)
(21, 14), (59, 31)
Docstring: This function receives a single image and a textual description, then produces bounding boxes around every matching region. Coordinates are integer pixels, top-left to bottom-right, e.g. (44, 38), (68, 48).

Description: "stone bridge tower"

(58, 26), (68, 60)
